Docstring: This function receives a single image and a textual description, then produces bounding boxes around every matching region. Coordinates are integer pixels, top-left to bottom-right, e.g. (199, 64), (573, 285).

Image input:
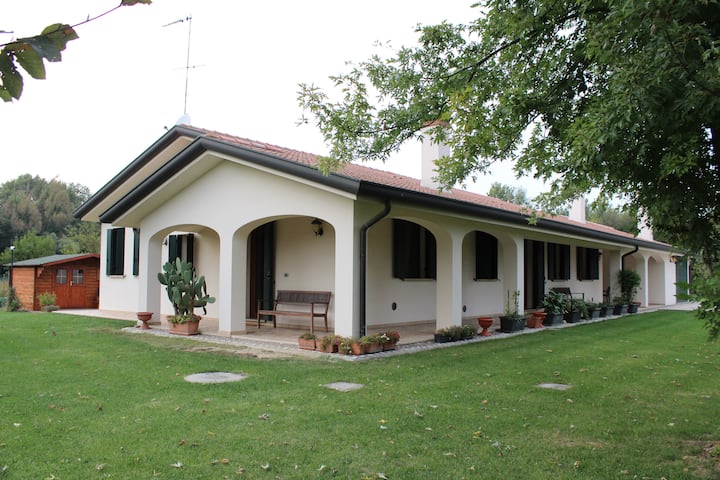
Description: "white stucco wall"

(365, 217), (437, 327)
(108, 155), (356, 334)
(98, 224), (141, 312)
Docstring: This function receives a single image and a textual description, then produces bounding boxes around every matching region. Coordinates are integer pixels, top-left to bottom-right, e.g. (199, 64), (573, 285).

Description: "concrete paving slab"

(184, 372), (247, 384)
(324, 381), (364, 392)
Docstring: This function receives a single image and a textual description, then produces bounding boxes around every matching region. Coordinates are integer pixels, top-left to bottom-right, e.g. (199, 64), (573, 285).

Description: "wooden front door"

(249, 222), (275, 320)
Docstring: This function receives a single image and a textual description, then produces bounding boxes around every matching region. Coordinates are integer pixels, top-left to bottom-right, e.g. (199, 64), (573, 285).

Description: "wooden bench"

(550, 287), (585, 301)
(257, 290), (332, 333)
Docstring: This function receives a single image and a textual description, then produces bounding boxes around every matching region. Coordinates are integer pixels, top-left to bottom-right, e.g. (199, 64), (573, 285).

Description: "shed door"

(54, 268), (87, 308)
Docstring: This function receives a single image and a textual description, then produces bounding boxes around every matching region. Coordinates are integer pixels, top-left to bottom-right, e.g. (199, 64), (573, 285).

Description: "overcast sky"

(3, 0), (546, 197)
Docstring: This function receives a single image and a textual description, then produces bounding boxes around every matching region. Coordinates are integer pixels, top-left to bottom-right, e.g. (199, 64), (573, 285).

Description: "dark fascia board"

(98, 136), (361, 223)
(358, 182), (671, 252)
(74, 125), (204, 219)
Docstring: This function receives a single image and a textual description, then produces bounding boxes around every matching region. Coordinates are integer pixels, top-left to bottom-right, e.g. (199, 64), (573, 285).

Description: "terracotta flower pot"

(169, 315), (201, 335)
(526, 313), (545, 329)
(477, 317), (494, 336)
(298, 338), (316, 350)
(136, 311), (153, 330)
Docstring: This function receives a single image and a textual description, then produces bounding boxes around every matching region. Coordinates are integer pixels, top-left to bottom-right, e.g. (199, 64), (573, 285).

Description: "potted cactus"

(157, 258), (216, 335)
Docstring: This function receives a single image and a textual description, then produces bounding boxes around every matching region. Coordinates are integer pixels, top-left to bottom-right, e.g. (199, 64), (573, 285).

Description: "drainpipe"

(359, 199), (391, 337)
(621, 244), (639, 270)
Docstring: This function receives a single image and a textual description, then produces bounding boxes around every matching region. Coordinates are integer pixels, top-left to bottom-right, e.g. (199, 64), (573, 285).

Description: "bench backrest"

(276, 290), (331, 305)
(551, 287), (572, 296)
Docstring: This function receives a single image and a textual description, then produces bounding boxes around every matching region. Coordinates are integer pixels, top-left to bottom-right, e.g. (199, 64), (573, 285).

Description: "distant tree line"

(487, 182), (639, 235)
(0, 174), (99, 266)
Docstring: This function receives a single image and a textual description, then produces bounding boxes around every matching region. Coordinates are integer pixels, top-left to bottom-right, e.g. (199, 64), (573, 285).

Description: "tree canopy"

(487, 182), (533, 208)
(0, 0), (151, 102)
(0, 175), (98, 265)
(299, 0), (720, 337)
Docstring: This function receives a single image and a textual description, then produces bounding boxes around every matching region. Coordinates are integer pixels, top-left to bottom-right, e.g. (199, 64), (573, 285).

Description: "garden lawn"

(0, 310), (719, 479)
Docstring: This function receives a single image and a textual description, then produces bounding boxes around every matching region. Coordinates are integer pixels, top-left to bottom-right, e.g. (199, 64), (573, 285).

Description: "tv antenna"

(163, 15), (202, 120)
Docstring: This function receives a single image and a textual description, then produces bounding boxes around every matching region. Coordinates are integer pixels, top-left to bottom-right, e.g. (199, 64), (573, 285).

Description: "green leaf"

(25, 35), (61, 62)
(40, 24), (79, 60)
(0, 52), (23, 100)
(14, 44), (46, 80)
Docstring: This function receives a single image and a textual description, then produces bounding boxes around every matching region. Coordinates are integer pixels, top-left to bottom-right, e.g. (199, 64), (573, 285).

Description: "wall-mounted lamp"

(311, 218), (324, 237)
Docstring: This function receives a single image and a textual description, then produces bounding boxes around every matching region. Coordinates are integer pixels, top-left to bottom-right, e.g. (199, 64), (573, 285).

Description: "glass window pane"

(56, 269), (67, 284)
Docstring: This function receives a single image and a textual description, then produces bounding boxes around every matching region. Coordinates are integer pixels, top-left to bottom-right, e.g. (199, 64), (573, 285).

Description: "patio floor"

(54, 303), (697, 360)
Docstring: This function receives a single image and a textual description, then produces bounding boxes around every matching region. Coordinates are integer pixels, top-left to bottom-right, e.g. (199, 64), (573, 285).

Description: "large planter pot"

(599, 306), (611, 317)
(588, 308), (601, 319)
(382, 341), (397, 351)
(169, 316), (201, 336)
(500, 315), (525, 333)
(434, 333), (452, 343)
(613, 304), (628, 315)
(543, 312), (565, 326)
(627, 303), (640, 313)
(363, 342), (383, 354)
(477, 317), (494, 336)
(564, 311), (582, 323)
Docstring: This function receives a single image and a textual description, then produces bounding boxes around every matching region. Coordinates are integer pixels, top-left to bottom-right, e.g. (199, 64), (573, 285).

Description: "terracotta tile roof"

(186, 125), (654, 245)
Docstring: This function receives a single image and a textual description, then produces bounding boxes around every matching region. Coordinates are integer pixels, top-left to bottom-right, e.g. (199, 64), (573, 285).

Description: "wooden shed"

(9, 254), (100, 311)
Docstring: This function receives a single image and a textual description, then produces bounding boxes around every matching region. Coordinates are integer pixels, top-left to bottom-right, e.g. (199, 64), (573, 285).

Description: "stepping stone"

(324, 381), (364, 392)
(184, 372), (247, 384)
(536, 383), (572, 391)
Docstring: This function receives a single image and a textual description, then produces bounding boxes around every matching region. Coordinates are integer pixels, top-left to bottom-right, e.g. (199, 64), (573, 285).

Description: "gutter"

(358, 182), (670, 252)
(359, 199), (391, 337)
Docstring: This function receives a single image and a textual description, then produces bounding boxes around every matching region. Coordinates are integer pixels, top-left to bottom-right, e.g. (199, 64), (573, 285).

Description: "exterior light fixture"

(311, 218), (324, 237)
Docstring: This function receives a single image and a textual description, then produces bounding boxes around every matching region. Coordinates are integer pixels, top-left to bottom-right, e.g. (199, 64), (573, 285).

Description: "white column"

(334, 219), (357, 337)
(435, 231), (463, 330)
(218, 229), (247, 335)
(138, 233), (162, 318)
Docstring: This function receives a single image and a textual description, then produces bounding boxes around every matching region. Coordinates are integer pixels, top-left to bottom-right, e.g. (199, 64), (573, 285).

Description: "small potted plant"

(599, 301), (612, 317)
(541, 290), (565, 326)
(378, 331), (400, 350)
(612, 296), (628, 315)
(298, 332), (317, 350)
(157, 258), (216, 335)
(318, 334), (341, 353)
(619, 269), (641, 312)
(565, 298), (587, 323)
(337, 337), (354, 355)
(500, 290), (525, 333)
(586, 302), (602, 319)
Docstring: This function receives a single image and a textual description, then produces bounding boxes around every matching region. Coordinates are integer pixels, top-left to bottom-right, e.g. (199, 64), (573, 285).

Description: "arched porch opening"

(244, 215), (337, 331)
(146, 224), (221, 322)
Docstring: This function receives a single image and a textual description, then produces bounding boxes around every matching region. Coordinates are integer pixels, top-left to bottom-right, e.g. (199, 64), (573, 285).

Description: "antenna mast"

(163, 15), (195, 118)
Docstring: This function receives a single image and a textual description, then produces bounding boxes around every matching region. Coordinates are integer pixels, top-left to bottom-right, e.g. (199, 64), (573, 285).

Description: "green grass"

(1, 311), (719, 479)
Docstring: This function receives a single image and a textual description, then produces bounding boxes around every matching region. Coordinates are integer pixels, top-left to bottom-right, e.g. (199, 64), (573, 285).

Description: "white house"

(74, 125), (681, 337)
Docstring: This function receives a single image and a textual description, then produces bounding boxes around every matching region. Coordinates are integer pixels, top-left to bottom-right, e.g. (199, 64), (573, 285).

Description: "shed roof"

(9, 254), (100, 268)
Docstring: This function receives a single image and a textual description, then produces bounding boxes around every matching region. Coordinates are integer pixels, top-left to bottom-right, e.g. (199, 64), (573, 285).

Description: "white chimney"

(420, 124), (449, 190)
(569, 197), (586, 223)
(637, 213), (654, 240)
